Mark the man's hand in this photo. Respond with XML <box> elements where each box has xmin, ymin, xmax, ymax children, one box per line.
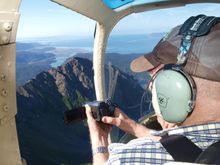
<box><xmin>85</xmin><ymin>104</ymin><xmax>111</xmax><ymax>145</ymax></box>
<box><xmin>102</xmin><ymin>108</ymin><xmax>153</xmax><ymax>138</ymax></box>
<box><xmin>85</xmin><ymin>104</ymin><xmax>111</xmax><ymax>165</ymax></box>
<box><xmin>101</xmin><ymin>108</ymin><xmax>136</xmax><ymax>134</ymax></box>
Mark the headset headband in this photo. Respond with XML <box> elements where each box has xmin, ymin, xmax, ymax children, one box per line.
<box><xmin>177</xmin><ymin>15</ymin><xmax>220</xmax><ymax>66</ymax></box>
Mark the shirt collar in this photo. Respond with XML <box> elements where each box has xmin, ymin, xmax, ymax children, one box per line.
<box><xmin>150</xmin><ymin>122</ymin><xmax>220</xmax><ymax>137</ymax></box>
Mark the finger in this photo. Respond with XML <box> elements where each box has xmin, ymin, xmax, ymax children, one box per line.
<box><xmin>85</xmin><ymin>104</ymin><xmax>94</xmax><ymax>121</ymax></box>
<box><xmin>102</xmin><ymin>116</ymin><xmax>121</xmax><ymax>127</ymax></box>
<box><xmin>114</xmin><ymin>108</ymin><xmax>128</xmax><ymax>118</ymax></box>
<box><xmin>114</xmin><ymin>108</ymin><xmax>121</xmax><ymax>116</ymax></box>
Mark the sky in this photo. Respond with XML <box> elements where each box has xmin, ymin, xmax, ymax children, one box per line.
<box><xmin>17</xmin><ymin>0</ymin><xmax>220</xmax><ymax>40</ymax></box>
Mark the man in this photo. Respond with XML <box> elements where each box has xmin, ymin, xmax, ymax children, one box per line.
<box><xmin>85</xmin><ymin>19</ymin><xmax>220</xmax><ymax>165</ymax></box>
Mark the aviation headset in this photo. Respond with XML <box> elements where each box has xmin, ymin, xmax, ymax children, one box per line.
<box><xmin>149</xmin><ymin>15</ymin><xmax>220</xmax><ymax>123</ymax></box>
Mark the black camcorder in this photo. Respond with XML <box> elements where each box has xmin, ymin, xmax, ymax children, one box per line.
<box><xmin>64</xmin><ymin>100</ymin><xmax>118</xmax><ymax>124</ymax></box>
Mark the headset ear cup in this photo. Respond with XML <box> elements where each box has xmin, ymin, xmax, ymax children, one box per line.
<box><xmin>151</xmin><ymin>69</ymin><xmax>194</xmax><ymax>123</ymax></box>
<box><xmin>152</xmin><ymin>81</ymin><xmax>162</xmax><ymax>117</ymax></box>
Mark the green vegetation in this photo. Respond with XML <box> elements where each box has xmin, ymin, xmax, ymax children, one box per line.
<box><xmin>62</xmin><ymin>96</ymin><xmax>74</xmax><ymax>110</ymax></box>
<box><xmin>63</xmin><ymin>90</ymin><xmax>89</xmax><ymax>110</ymax></box>
<box><xmin>73</xmin><ymin>90</ymin><xmax>89</xmax><ymax>107</ymax></box>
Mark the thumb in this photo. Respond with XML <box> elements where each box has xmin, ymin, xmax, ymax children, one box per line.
<box><xmin>85</xmin><ymin>104</ymin><xmax>94</xmax><ymax>121</ymax></box>
<box><xmin>102</xmin><ymin>116</ymin><xmax>120</xmax><ymax>127</ymax></box>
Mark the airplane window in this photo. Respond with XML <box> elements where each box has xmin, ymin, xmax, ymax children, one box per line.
<box><xmin>16</xmin><ymin>1</ymin><xmax>96</xmax><ymax>165</ymax></box>
<box><xmin>16</xmin><ymin>0</ymin><xmax>95</xmax><ymax>85</ymax></box>
<box><xmin>106</xmin><ymin>2</ymin><xmax>220</xmax><ymax>140</ymax></box>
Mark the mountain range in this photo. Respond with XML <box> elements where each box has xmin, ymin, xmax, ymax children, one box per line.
<box><xmin>16</xmin><ymin>57</ymin><xmax>146</xmax><ymax>165</ymax></box>
<box><xmin>16</xmin><ymin>32</ymin><xmax>163</xmax><ymax>86</ymax></box>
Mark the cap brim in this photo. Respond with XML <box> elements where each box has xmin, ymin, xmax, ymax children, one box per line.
<box><xmin>130</xmin><ymin>53</ymin><xmax>161</xmax><ymax>73</ymax></box>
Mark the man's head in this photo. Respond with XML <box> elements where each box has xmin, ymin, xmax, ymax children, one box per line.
<box><xmin>131</xmin><ymin>24</ymin><xmax>220</xmax><ymax>81</ymax></box>
<box><xmin>130</xmin><ymin>21</ymin><xmax>220</xmax><ymax>124</ymax></box>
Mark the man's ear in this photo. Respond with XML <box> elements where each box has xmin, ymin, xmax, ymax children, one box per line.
<box><xmin>157</xmin><ymin>116</ymin><xmax>178</xmax><ymax>129</ymax></box>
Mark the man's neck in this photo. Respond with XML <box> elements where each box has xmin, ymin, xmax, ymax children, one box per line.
<box><xmin>180</xmin><ymin>100</ymin><xmax>220</xmax><ymax>126</ymax></box>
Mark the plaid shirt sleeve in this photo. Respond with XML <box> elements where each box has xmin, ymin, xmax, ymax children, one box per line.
<box><xmin>107</xmin><ymin>137</ymin><xmax>174</xmax><ymax>165</ymax></box>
